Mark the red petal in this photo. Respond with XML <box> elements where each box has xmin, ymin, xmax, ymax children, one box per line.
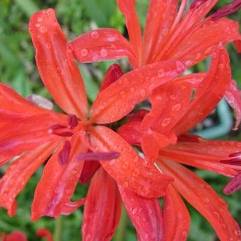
<box><xmin>154</xmin><ymin>0</ymin><xmax>218</xmax><ymax>61</ymax></box>
<box><xmin>158</xmin><ymin>160</ymin><xmax>241</xmax><ymax>241</ymax></box>
<box><xmin>90</xmin><ymin>126</ymin><xmax>172</xmax><ymax>198</ymax></box>
<box><xmin>234</xmin><ymin>40</ymin><xmax>241</xmax><ymax>52</ymax></box>
<box><xmin>82</xmin><ymin>168</ymin><xmax>121</xmax><ymax>241</ymax></box>
<box><xmin>100</xmin><ymin>64</ymin><xmax>124</xmax><ymax>91</ymax></box>
<box><xmin>36</xmin><ymin>229</ymin><xmax>54</xmax><ymax>241</ymax></box>
<box><xmin>119</xmin><ymin>186</ymin><xmax>163</xmax><ymax>241</ymax></box>
<box><xmin>3</xmin><ymin>231</ymin><xmax>27</xmax><ymax>241</ymax></box>
<box><xmin>170</xmin><ymin>18</ymin><xmax>241</xmax><ymax>66</ymax></box>
<box><xmin>174</xmin><ymin>48</ymin><xmax>231</xmax><ymax>134</ymax></box>
<box><xmin>29</xmin><ymin>9</ymin><xmax>87</xmax><ymax>119</ymax></box>
<box><xmin>163</xmin><ymin>187</ymin><xmax>190</xmax><ymax>241</ymax></box>
<box><xmin>69</xmin><ymin>28</ymin><xmax>136</xmax><ymax>66</ymax></box>
<box><xmin>143</xmin><ymin>0</ymin><xmax>178</xmax><ymax>64</ymax></box>
<box><xmin>91</xmin><ymin>60</ymin><xmax>185</xmax><ymax>124</ymax></box>
<box><xmin>31</xmin><ymin>134</ymin><xmax>86</xmax><ymax>220</ymax></box>
<box><xmin>116</xmin><ymin>0</ymin><xmax>142</xmax><ymax>66</ymax></box>
<box><xmin>225</xmin><ymin>80</ymin><xmax>241</xmax><ymax>130</ymax></box>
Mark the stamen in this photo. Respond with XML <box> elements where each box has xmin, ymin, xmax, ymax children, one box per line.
<box><xmin>58</xmin><ymin>141</ymin><xmax>71</xmax><ymax>165</ymax></box>
<box><xmin>221</xmin><ymin>152</ymin><xmax>241</xmax><ymax>166</ymax></box>
<box><xmin>223</xmin><ymin>171</ymin><xmax>241</xmax><ymax>194</ymax></box>
<box><xmin>77</xmin><ymin>151</ymin><xmax>120</xmax><ymax>161</ymax></box>
<box><xmin>50</xmin><ymin>124</ymin><xmax>74</xmax><ymax>137</ymax></box>
<box><xmin>68</xmin><ymin>114</ymin><xmax>78</xmax><ymax>129</ymax></box>
<box><xmin>211</xmin><ymin>0</ymin><xmax>241</xmax><ymax>20</ymax></box>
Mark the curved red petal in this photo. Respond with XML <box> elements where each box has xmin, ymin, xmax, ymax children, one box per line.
<box><xmin>143</xmin><ymin>0</ymin><xmax>178</xmax><ymax>64</ymax></box>
<box><xmin>116</xmin><ymin>0</ymin><xmax>142</xmax><ymax>65</ymax></box>
<box><xmin>31</xmin><ymin>134</ymin><xmax>87</xmax><ymax>220</ymax></box>
<box><xmin>29</xmin><ymin>9</ymin><xmax>87</xmax><ymax>119</ymax></box>
<box><xmin>174</xmin><ymin>48</ymin><xmax>231</xmax><ymax>134</ymax></box>
<box><xmin>119</xmin><ymin>186</ymin><xmax>163</xmax><ymax>241</ymax></box>
<box><xmin>0</xmin><ymin>143</ymin><xmax>56</xmax><ymax>216</ymax></box>
<box><xmin>159</xmin><ymin>160</ymin><xmax>241</xmax><ymax>241</ymax></box>
<box><xmin>89</xmin><ymin>126</ymin><xmax>172</xmax><ymax>198</ymax></box>
<box><xmin>225</xmin><ymin>80</ymin><xmax>241</xmax><ymax>130</ymax></box>
<box><xmin>82</xmin><ymin>168</ymin><xmax>121</xmax><ymax>241</ymax></box>
<box><xmin>36</xmin><ymin>229</ymin><xmax>54</xmax><ymax>241</ymax></box>
<box><xmin>171</xmin><ymin>18</ymin><xmax>241</xmax><ymax>66</ymax></box>
<box><xmin>91</xmin><ymin>60</ymin><xmax>185</xmax><ymax>124</ymax></box>
<box><xmin>70</xmin><ymin>29</ymin><xmax>136</xmax><ymax>66</ymax></box>
<box><xmin>163</xmin><ymin>186</ymin><xmax>190</xmax><ymax>241</ymax></box>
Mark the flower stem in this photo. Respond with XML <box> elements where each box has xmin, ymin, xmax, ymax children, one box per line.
<box><xmin>54</xmin><ymin>217</ymin><xmax>62</xmax><ymax>241</ymax></box>
<box><xmin>114</xmin><ymin>208</ymin><xmax>128</xmax><ymax>241</ymax></box>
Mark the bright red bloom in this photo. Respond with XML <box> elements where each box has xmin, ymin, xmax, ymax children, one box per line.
<box><xmin>70</xmin><ymin>0</ymin><xmax>241</xmax><ymax>68</ymax></box>
<box><xmin>1</xmin><ymin>229</ymin><xmax>53</xmax><ymax>241</ymax></box>
<box><xmin>0</xmin><ymin>7</ymin><xmax>241</xmax><ymax>241</ymax></box>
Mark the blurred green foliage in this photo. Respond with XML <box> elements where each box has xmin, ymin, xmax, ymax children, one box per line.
<box><xmin>0</xmin><ymin>0</ymin><xmax>240</xmax><ymax>241</ymax></box>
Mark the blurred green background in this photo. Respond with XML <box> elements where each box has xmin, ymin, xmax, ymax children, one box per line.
<box><xmin>0</xmin><ymin>0</ymin><xmax>240</xmax><ymax>240</ymax></box>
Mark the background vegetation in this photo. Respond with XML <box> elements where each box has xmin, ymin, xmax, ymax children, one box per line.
<box><xmin>0</xmin><ymin>0</ymin><xmax>240</xmax><ymax>240</ymax></box>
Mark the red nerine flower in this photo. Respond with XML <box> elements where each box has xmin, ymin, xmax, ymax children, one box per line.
<box><xmin>1</xmin><ymin>229</ymin><xmax>53</xmax><ymax>241</ymax></box>
<box><xmin>70</xmin><ymin>0</ymin><xmax>241</xmax><ymax>129</ymax></box>
<box><xmin>0</xmin><ymin>7</ymin><xmax>241</xmax><ymax>241</ymax></box>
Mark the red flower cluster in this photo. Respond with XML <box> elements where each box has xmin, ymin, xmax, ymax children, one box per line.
<box><xmin>0</xmin><ymin>1</ymin><xmax>241</xmax><ymax>241</ymax></box>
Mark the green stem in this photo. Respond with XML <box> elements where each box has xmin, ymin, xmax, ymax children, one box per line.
<box><xmin>114</xmin><ymin>208</ymin><xmax>128</xmax><ymax>241</ymax></box>
<box><xmin>54</xmin><ymin>217</ymin><xmax>62</xmax><ymax>241</ymax></box>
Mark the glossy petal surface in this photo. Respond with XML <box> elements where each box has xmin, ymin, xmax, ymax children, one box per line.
<box><xmin>82</xmin><ymin>168</ymin><xmax>121</xmax><ymax>241</ymax></box>
<box><xmin>159</xmin><ymin>160</ymin><xmax>241</xmax><ymax>241</ymax></box>
<box><xmin>32</xmin><ymin>134</ymin><xmax>86</xmax><ymax>220</ymax></box>
<box><xmin>70</xmin><ymin>29</ymin><xmax>135</xmax><ymax>66</ymax></box>
<box><xmin>90</xmin><ymin>126</ymin><xmax>172</xmax><ymax>198</ymax></box>
<box><xmin>29</xmin><ymin>9</ymin><xmax>87</xmax><ymax>118</ymax></box>
<box><xmin>163</xmin><ymin>187</ymin><xmax>190</xmax><ymax>241</ymax></box>
<box><xmin>91</xmin><ymin>60</ymin><xmax>185</xmax><ymax>124</ymax></box>
<box><xmin>119</xmin><ymin>186</ymin><xmax>163</xmax><ymax>241</ymax></box>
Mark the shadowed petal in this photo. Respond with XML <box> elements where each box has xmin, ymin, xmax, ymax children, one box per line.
<box><xmin>91</xmin><ymin>60</ymin><xmax>185</xmax><ymax>124</ymax></box>
<box><xmin>0</xmin><ymin>142</ymin><xmax>56</xmax><ymax>216</ymax></box>
<box><xmin>224</xmin><ymin>172</ymin><xmax>241</xmax><ymax>195</ymax></box>
<box><xmin>70</xmin><ymin>29</ymin><xmax>136</xmax><ymax>67</ymax></box>
<box><xmin>82</xmin><ymin>168</ymin><xmax>121</xmax><ymax>241</ymax></box>
<box><xmin>119</xmin><ymin>186</ymin><xmax>163</xmax><ymax>241</ymax></box>
<box><xmin>90</xmin><ymin>126</ymin><xmax>172</xmax><ymax>198</ymax></box>
<box><xmin>29</xmin><ymin>9</ymin><xmax>87</xmax><ymax>119</ymax></box>
<box><xmin>163</xmin><ymin>187</ymin><xmax>190</xmax><ymax>241</ymax></box>
<box><xmin>31</xmin><ymin>134</ymin><xmax>87</xmax><ymax>220</ymax></box>
<box><xmin>79</xmin><ymin>161</ymin><xmax>100</xmax><ymax>183</ymax></box>
<box><xmin>159</xmin><ymin>160</ymin><xmax>241</xmax><ymax>241</ymax></box>
<box><xmin>225</xmin><ymin>80</ymin><xmax>241</xmax><ymax>130</ymax></box>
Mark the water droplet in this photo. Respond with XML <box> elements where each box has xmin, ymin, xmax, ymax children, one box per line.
<box><xmin>100</xmin><ymin>48</ymin><xmax>108</xmax><ymax>57</ymax></box>
<box><xmin>37</xmin><ymin>17</ymin><xmax>43</xmax><ymax>22</ymax></box>
<box><xmin>39</xmin><ymin>26</ymin><xmax>47</xmax><ymax>33</ymax></box>
<box><xmin>170</xmin><ymin>94</ymin><xmax>176</xmax><ymax>100</ymax></box>
<box><xmin>80</xmin><ymin>48</ymin><xmax>88</xmax><ymax>57</ymax></box>
<box><xmin>90</xmin><ymin>31</ymin><xmax>99</xmax><ymax>39</ymax></box>
<box><xmin>172</xmin><ymin>104</ymin><xmax>181</xmax><ymax>111</ymax></box>
<box><xmin>161</xmin><ymin>118</ymin><xmax>171</xmax><ymax>127</ymax></box>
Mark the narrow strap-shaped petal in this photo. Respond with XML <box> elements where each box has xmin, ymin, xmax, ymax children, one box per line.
<box><xmin>116</xmin><ymin>0</ymin><xmax>142</xmax><ymax>65</ymax></box>
<box><xmin>170</xmin><ymin>18</ymin><xmax>241</xmax><ymax>66</ymax></box>
<box><xmin>143</xmin><ymin>0</ymin><xmax>178</xmax><ymax>64</ymax></box>
<box><xmin>225</xmin><ymin>80</ymin><xmax>241</xmax><ymax>130</ymax></box>
<box><xmin>0</xmin><ymin>114</ymin><xmax>62</xmax><ymax>164</ymax></box>
<box><xmin>0</xmin><ymin>142</ymin><xmax>56</xmax><ymax>216</ymax></box>
<box><xmin>29</xmin><ymin>9</ymin><xmax>87</xmax><ymax>119</ymax></box>
<box><xmin>89</xmin><ymin>126</ymin><xmax>172</xmax><ymax>198</ymax></box>
<box><xmin>119</xmin><ymin>186</ymin><xmax>163</xmax><ymax>241</ymax></box>
<box><xmin>91</xmin><ymin>60</ymin><xmax>185</xmax><ymax>124</ymax></box>
<box><xmin>163</xmin><ymin>186</ymin><xmax>190</xmax><ymax>241</ymax></box>
<box><xmin>31</xmin><ymin>134</ymin><xmax>87</xmax><ymax>220</ymax></box>
<box><xmin>158</xmin><ymin>160</ymin><xmax>241</xmax><ymax>241</ymax></box>
<box><xmin>69</xmin><ymin>29</ymin><xmax>137</xmax><ymax>67</ymax></box>
<box><xmin>82</xmin><ymin>168</ymin><xmax>121</xmax><ymax>241</ymax></box>
<box><xmin>174</xmin><ymin>48</ymin><xmax>231</xmax><ymax>134</ymax></box>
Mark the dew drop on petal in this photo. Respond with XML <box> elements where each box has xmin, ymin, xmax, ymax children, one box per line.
<box><xmin>161</xmin><ymin>118</ymin><xmax>171</xmax><ymax>127</ymax></box>
<box><xmin>90</xmin><ymin>31</ymin><xmax>99</xmax><ymax>39</ymax></box>
<box><xmin>80</xmin><ymin>48</ymin><xmax>89</xmax><ymax>57</ymax></box>
<box><xmin>100</xmin><ymin>48</ymin><xmax>108</xmax><ymax>57</ymax></box>
<box><xmin>172</xmin><ymin>104</ymin><xmax>181</xmax><ymax>111</ymax></box>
